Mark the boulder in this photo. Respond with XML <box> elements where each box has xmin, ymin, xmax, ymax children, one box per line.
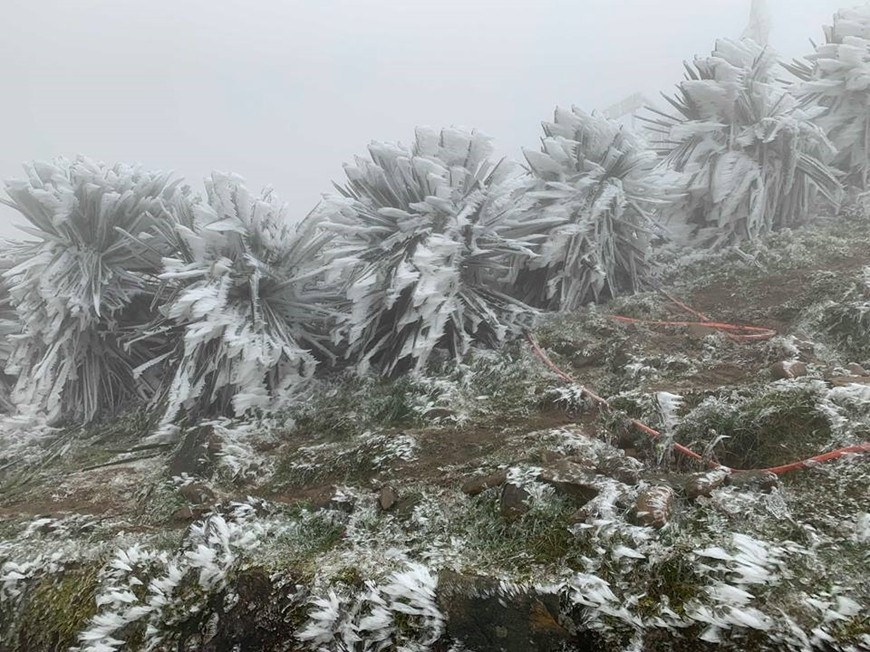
<box><xmin>179</xmin><ymin>483</ymin><xmax>216</xmax><ymax>506</ymax></box>
<box><xmin>596</xmin><ymin>454</ymin><xmax>642</xmax><ymax>485</ymax></box>
<box><xmin>770</xmin><ymin>360</ymin><xmax>807</xmax><ymax>380</ymax></box>
<box><xmin>171</xmin><ymin>506</ymin><xmax>207</xmax><ymax>523</ymax></box>
<box><xmin>461</xmin><ymin>470</ymin><xmax>508</xmax><ymax>496</ymax></box>
<box><xmin>632</xmin><ymin>486</ymin><xmax>675</xmax><ymax>529</ymax></box>
<box><xmin>378</xmin><ymin>485</ymin><xmax>398</xmax><ymax>511</ymax></box>
<box><xmin>684</xmin><ymin>468</ymin><xmax>730</xmax><ymax>500</ymax></box>
<box><xmin>311</xmin><ymin>486</ymin><xmax>355</xmax><ymax>514</ymax></box>
<box><xmin>538</xmin><ymin>461</ymin><xmax>599</xmax><ymax>504</ymax></box>
<box><xmin>436</xmin><ymin>571</ymin><xmax>576</xmax><ymax>652</ymax></box>
<box><xmin>500</xmin><ymin>483</ymin><xmax>532</xmax><ymax>522</ymax></box>
<box><xmin>728</xmin><ymin>470</ymin><xmax>778</xmax><ymax>492</ymax></box>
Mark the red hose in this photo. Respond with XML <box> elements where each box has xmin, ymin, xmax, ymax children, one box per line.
<box><xmin>609</xmin><ymin>290</ymin><xmax>777</xmax><ymax>342</ymax></box>
<box><xmin>527</xmin><ymin>302</ymin><xmax>870</xmax><ymax>475</ymax></box>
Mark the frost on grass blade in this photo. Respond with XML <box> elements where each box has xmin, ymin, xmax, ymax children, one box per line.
<box><xmin>0</xmin><ymin>252</ymin><xmax>18</xmax><ymax>414</ymax></box>
<box><xmin>297</xmin><ymin>562</ymin><xmax>444</xmax><ymax>650</ymax></box>
<box><xmin>76</xmin><ymin>508</ymin><xmax>266</xmax><ymax>652</ymax></box>
<box><xmin>316</xmin><ymin>127</ymin><xmax>537</xmax><ymax>376</ymax></box>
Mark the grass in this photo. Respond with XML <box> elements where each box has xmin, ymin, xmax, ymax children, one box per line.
<box><xmin>820</xmin><ymin>298</ymin><xmax>870</xmax><ymax>363</ymax></box>
<box><xmin>268</xmin><ymin>507</ymin><xmax>347</xmax><ymax>568</ymax></box>
<box><xmin>287</xmin><ymin>375</ymin><xmax>427</xmax><ymax>441</ymax></box>
<box><xmin>2</xmin><ymin>563</ymin><xmax>101</xmax><ymax>652</ymax></box>
<box><xmin>674</xmin><ymin>384</ymin><xmax>832</xmax><ymax>469</ymax></box>
<box><xmin>442</xmin><ymin>491</ymin><xmax>589</xmax><ymax>575</ymax></box>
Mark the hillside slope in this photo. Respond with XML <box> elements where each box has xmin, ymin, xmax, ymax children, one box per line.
<box><xmin>1</xmin><ymin>211</ymin><xmax>869</xmax><ymax>651</ymax></box>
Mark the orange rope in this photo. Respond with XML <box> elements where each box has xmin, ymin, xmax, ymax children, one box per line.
<box><xmin>527</xmin><ymin>332</ymin><xmax>717</xmax><ymax>468</ymax></box>
<box><xmin>527</xmin><ymin>293</ymin><xmax>870</xmax><ymax>475</ymax></box>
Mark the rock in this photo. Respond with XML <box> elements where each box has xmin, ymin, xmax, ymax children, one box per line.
<box><xmin>436</xmin><ymin>571</ymin><xmax>576</xmax><ymax>652</ymax></box>
<box><xmin>684</xmin><ymin>468</ymin><xmax>730</xmax><ymax>500</ymax></box>
<box><xmin>596</xmin><ymin>454</ymin><xmax>642</xmax><ymax>485</ymax></box>
<box><xmin>563</xmin><ymin>455</ymin><xmax>598</xmax><ymax>470</ymax></box>
<box><xmin>201</xmin><ymin>567</ymin><xmax>302</xmax><ymax>652</ymax></box>
<box><xmin>538</xmin><ymin>449</ymin><xmax>564</xmax><ymax>465</ymax></box>
<box><xmin>171</xmin><ymin>506</ymin><xmax>207</xmax><ymax>523</ymax></box>
<box><xmin>378</xmin><ymin>485</ymin><xmax>398</xmax><ymax>511</ymax></box>
<box><xmin>728</xmin><ymin>470</ymin><xmax>779</xmax><ymax>492</ymax></box>
<box><xmin>422</xmin><ymin>406</ymin><xmax>455</xmax><ymax>420</ymax></box>
<box><xmin>770</xmin><ymin>360</ymin><xmax>808</xmax><ymax>380</ymax></box>
<box><xmin>500</xmin><ymin>483</ymin><xmax>532</xmax><ymax>521</ymax></box>
<box><xmin>179</xmin><ymin>483</ymin><xmax>216</xmax><ymax>505</ymax></box>
<box><xmin>632</xmin><ymin>486</ymin><xmax>675</xmax><ymax>529</ymax></box>
<box><xmin>846</xmin><ymin>362</ymin><xmax>867</xmax><ymax>376</ymax></box>
<box><xmin>538</xmin><ymin>461</ymin><xmax>599</xmax><ymax>504</ymax></box>
<box><xmin>311</xmin><ymin>486</ymin><xmax>355</xmax><ymax>514</ymax></box>
<box><xmin>461</xmin><ymin>470</ymin><xmax>508</xmax><ymax>496</ymax></box>
<box><xmin>567</xmin><ymin>506</ymin><xmax>592</xmax><ymax>524</ymax></box>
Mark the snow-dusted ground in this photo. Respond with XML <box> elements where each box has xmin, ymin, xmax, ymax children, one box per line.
<box><xmin>2</xmin><ymin>215</ymin><xmax>870</xmax><ymax>651</ymax></box>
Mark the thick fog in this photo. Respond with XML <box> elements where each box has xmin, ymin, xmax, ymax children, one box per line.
<box><xmin>0</xmin><ymin>0</ymin><xmax>849</xmax><ymax>239</ymax></box>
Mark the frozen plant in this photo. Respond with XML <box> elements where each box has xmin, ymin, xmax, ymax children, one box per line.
<box><xmin>144</xmin><ymin>172</ymin><xmax>338</xmax><ymax>422</ymax></box>
<box><xmin>1</xmin><ymin>157</ymin><xmax>187</xmax><ymax>424</ymax></box>
<box><xmin>297</xmin><ymin>562</ymin><xmax>444</xmax><ymax>651</ymax></box>
<box><xmin>512</xmin><ymin>107</ymin><xmax>672</xmax><ymax>310</ymax></box>
<box><xmin>205</xmin><ymin>417</ymin><xmax>280</xmax><ymax>481</ymax></box>
<box><xmin>645</xmin><ymin>38</ymin><xmax>841</xmax><ymax>249</ymax></box>
<box><xmin>0</xmin><ymin>253</ymin><xmax>17</xmax><ymax>413</ymax></box>
<box><xmin>316</xmin><ymin>127</ymin><xmax>537</xmax><ymax>376</ymax></box>
<box><xmin>790</xmin><ymin>7</ymin><xmax>870</xmax><ymax>188</ymax></box>
<box><xmin>77</xmin><ymin>509</ymin><xmax>267</xmax><ymax>651</ymax></box>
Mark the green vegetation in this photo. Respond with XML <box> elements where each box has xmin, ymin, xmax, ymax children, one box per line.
<box><xmin>2</xmin><ymin>563</ymin><xmax>101</xmax><ymax>652</ymax></box>
<box><xmin>674</xmin><ymin>384</ymin><xmax>832</xmax><ymax>469</ymax></box>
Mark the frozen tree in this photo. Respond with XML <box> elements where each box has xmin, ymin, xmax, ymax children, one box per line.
<box><xmin>790</xmin><ymin>7</ymin><xmax>870</xmax><ymax>188</ymax></box>
<box><xmin>510</xmin><ymin>107</ymin><xmax>670</xmax><ymax>311</ymax></box>
<box><xmin>146</xmin><ymin>172</ymin><xmax>336</xmax><ymax>422</ymax></box>
<box><xmin>645</xmin><ymin>39</ymin><xmax>842</xmax><ymax>249</ymax></box>
<box><xmin>0</xmin><ymin>158</ymin><xmax>186</xmax><ymax>424</ymax></box>
<box><xmin>317</xmin><ymin>127</ymin><xmax>537</xmax><ymax>376</ymax></box>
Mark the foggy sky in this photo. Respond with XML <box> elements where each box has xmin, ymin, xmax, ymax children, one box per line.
<box><xmin>0</xmin><ymin>0</ymin><xmax>854</xmax><ymax>240</ymax></box>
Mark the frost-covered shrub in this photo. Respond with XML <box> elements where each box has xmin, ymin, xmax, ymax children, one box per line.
<box><xmin>297</xmin><ymin>563</ymin><xmax>444</xmax><ymax>651</ymax></box>
<box><xmin>646</xmin><ymin>38</ymin><xmax>841</xmax><ymax>249</ymax></box>
<box><xmin>147</xmin><ymin>172</ymin><xmax>337</xmax><ymax>422</ymax></box>
<box><xmin>0</xmin><ymin>254</ymin><xmax>18</xmax><ymax>413</ymax></box>
<box><xmin>317</xmin><ymin>127</ymin><xmax>536</xmax><ymax>376</ymax></box>
<box><xmin>817</xmin><ymin>267</ymin><xmax>870</xmax><ymax>360</ymax></box>
<box><xmin>78</xmin><ymin>507</ymin><xmax>266</xmax><ymax>652</ymax></box>
<box><xmin>0</xmin><ymin>157</ymin><xmax>187</xmax><ymax>424</ymax></box>
<box><xmin>512</xmin><ymin>107</ymin><xmax>670</xmax><ymax>310</ymax></box>
<box><xmin>791</xmin><ymin>7</ymin><xmax>870</xmax><ymax>188</ymax></box>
